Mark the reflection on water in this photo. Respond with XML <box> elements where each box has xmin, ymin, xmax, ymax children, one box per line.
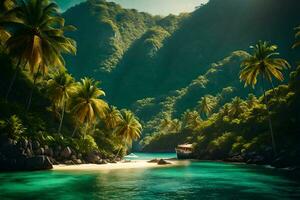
<box><xmin>0</xmin><ymin>158</ymin><xmax>300</xmax><ymax>199</ymax></box>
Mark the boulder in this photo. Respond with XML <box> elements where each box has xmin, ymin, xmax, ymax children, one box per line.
<box><xmin>64</xmin><ymin>160</ymin><xmax>75</xmax><ymax>165</ymax></box>
<box><xmin>36</xmin><ymin>147</ymin><xmax>45</xmax><ymax>155</ymax></box>
<box><xmin>32</xmin><ymin>141</ymin><xmax>40</xmax><ymax>150</ymax></box>
<box><xmin>225</xmin><ymin>155</ymin><xmax>244</xmax><ymax>163</ymax></box>
<box><xmin>25</xmin><ymin>156</ymin><xmax>53</xmax><ymax>170</ymax></box>
<box><xmin>61</xmin><ymin>147</ymin><xmax>72</xmax><ymax>159</ymax></box>
<box><xmin>71</xmin><ymin>155</ymin><xmax>77</xmax><ymax>160</ymax></box>
<box><xmin>86</xmin><ymin>152</ymin><xmax>101</xmax><ymax>163</ymax></box>
<box><xmin>157</xmin><ymin>159</ymin><xmax>171</xmax><ymax>165</ymax></box>
<box><xmin>17</xmin><ymin>138</ymin><xmax>28</xmax><ymax>149</ymax></box>
<box><xmin>148</xmin><ymin>159</ymin><xmax>159</xmax><ymax>163</ymax></box>
<box><xmin>44</xmin><ymin>146</ymin><xmax>53</xmax><ymax>157</ymax></box>
<box><xmin>73</xmin><ymin>159</ymin><xmax>82</xmax><ymax>164</ymax></box>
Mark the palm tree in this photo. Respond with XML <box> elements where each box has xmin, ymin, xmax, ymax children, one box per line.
<box><xmin>198</xmin><ymin>96</ymin><xmax>214</xmax><ymax>118</ymax></box>
<box><xmin>293</xmin><ymin>26</ymin><xmax>300</xmax><ymax>49</ymax></box>
<box><xmin>47</xmin><ymin>71</ymin><xmax>75</xmax><ymax>134</ymax></box>
<box><xmin>70</xmin><ymin>77</ymin><xmax>108</xmax><ymax>136</ymax></box>
<box><xmin>159</xmin><ymin>118</ymin><xmax>173</xmax><ymax>133</ymax></box>
<box><xmin>3</xmin><ymin>0</ymin><xmax>76</xmax><ymax>106</ymax></box>
<box><xmin>181</xmin><ymin>109</ymin><xmax>202</xmax><ymax>130</ymax></box>
<box><xmin>239</xmin><ymin>41</ymin><xmax>290</xmax><ymax>155</ymax></box>
<box><xmin>113</xmin><ymin>110</ymin><xmax>142</xmax><ymax>156</ymax></box>
<box><xmin>229</xmin><ymin>97</ymin><xmax>247</xmax><ymax>118</ymax></box>
<box><xmin>246</xmin><ymin>93</ymin><xmax>259</xmax><ymax>109</ymax></box>
<box><xmin>104</xmin><ymin>106</ymin><xmax>122</xmax><ymax>130</ymax></box>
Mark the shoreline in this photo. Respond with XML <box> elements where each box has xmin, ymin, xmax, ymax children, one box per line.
<box><xmin>53</xmin><ymin>160</ymin><xmax>190</xmax><ymax>171</ymax></box>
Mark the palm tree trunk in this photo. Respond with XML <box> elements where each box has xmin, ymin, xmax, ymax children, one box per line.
<box><xmin>26</xmin><ymin>65</ymin><xmax>41</xmax><ymax>111</ymax></box>
<box><xmin>261</xmin><ymin>76</ymin><xmax>277</xmax><ymax>156</ymax></box>
<box><xmin>114</xmin><ymin>147</ymin><xmax>122</xmax><ymax>160</ymax></box>
<box><xmin>58</xmin><ymin>100</ymin><xmax>66</xmax><ymax>134</ymax></box>
<box><xmin>270</xmin><ymin>80</ymin><xmax>280</xmax><ymax>102</ymax></box>
<box><xmin>72</xmin><ymin>125</ymin><xmax>78</xmax><ymax>137</ymax></box>
<box><xmin>5</xmin><ymin>57</ymin><xmax>22</xmax><ymax>101</ymax></box>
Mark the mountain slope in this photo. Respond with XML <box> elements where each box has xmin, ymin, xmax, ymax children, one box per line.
<box><xmin>64</xmin><ymin>0</ymin><xmax>300</xmax><ymax>109</ymax></box>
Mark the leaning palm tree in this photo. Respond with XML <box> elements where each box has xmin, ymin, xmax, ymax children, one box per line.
<box><xmin>70</xmin><ymin>77</ymin><xmax>108</xmax><ymax>136</ymax></box>
<box><xmin>47</xmin><ymin>71</ymin><xmax>76</xmax><ymax>134</ymax></box>
<box><xmin>239</xmin><ymin>41</ymin><xmax>290</xmax><ymax>155</ymax></box>
<box><xmin>292</xmin><ymin>26</ymin><xmax>300</xmax><ymax>49</ymax></box>
<box><xmin>3</xmin><ymin>0</ymin><xmax>76</xmax><ymax>106</ymax></box>
<box><xmin>104</xmin><ymin>105</ymin><xmax>122</xmax><ymax>130</ymax></box>
<box><xmin>198</xmin><ymin>96</ymin><xmax>214</xmax><ymax>118</ymax></box>
<box><xmin>113</xmin><ymin>110</ymin><xmax>142</xmax><ymax>146</ymax></box>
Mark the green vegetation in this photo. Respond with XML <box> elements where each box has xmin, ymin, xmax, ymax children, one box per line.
<box><xmin>0</xmin><ymin>0</ymin><xmax>142</xmax><ymax>165</ymax></box>
<box><xmin>0</xmin><ymin>0</ymin><xmax>300</xmax><ymax>169</ymax></box>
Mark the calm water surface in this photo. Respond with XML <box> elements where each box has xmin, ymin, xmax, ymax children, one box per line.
<box><xmin>0</xmin><ymin>153</ymin><xmax>300</xmax><ymax>200</ymax></box>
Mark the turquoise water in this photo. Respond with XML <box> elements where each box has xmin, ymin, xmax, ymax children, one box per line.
<box><xmin>125</xmin><ymin>152</ymin><xmax>177</xmax><ymax>160</ymax></box>
<box><xmin>0</xmin><ymin>153</ymin><xmax>300</xmax><ymax>200</ymax></box>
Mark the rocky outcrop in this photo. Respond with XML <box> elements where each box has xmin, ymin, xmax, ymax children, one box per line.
<box><xmin>61</xmin><ymin>147</ymin><xmax>72</xmax><ymax>159</ymax></box>
<box><xmin>157</xmin><ymin>159</ymin><xmax>171</xmax><ymax>165</ymax></box>
<box><xmin>0</xmin><ymin>138</ymin><xmax>53</xmax><ymax>171</ymax></box>
<box><xmin>25</xmin><ymin>156</ymin><xmax>53</xmax><ymax>170</ymax></box>
<box><xmin>85</xmin><ymin>151</ymin><xmax>101</xmax><ymax>163</ymax></box>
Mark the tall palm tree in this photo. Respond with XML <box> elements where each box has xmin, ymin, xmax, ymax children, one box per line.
<box><xmin>47</xmin><ymin>71</ymin><xmax>75</xmax><ymax>134</ymax></box>
<box><xmin>2</xmin><ymin>0</ymin><xmax>76</xmax><ymax>106</ymax></box>
<box><xmin>113</xmin><ymin>110</ymin><xmax>142</xmax><ymax>146</ymax></box>
<box><xmin>292</xmin><ymin>26</ymin><xmax>300</xmax><ymax>49</ymax></box>
<box><xmin>239</xmin><ymin>41</ymin><xmax>290</xmax><ymax>155</ymax></box>
<box><xmin>229</xmin><ymin>97</ymin><xmax>247</xmax><ymax>118</ymax></box>
<box><xmin>198</xmin><ymin>96</ymin><xmax>214</xmax><ymax>118</ymax></box>
<box><xmin>70</xmin><ymin>77</ymin><xmax>108</xmax><ymax>136</ymax></box>
<box><xmin>104</xmin><ymin>105</ymin><xmax>122</xmax><ymax>130</ymax></box>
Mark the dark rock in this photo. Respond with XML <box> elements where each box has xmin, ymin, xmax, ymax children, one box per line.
<box><xmin>54</xmin><ymin>146</ymin><xmax>62</xmax><ymax>157</ymax></box>
<box><xmin>86</xmin><ymin>152</ymin><xmax>100</xmax><ymax>163</ymax></box>
<box><xmin>61</xmin><ymin>147</ymin><xmax>72</xmax><ymax>159</ymax></box>
<box><xmin>17</xmin><ymin>138</ymin><xmax>28</xmax><ymax>149</ymax></box>
<box><xmin>36</xmin><ymin>147</ymin><xmax>45</xmax><ymax>155</ymax></box>
<box><xmin>44</xmin><ymin>146</ymin><xmax>53</xmax><ymax>157</ymax></box>
<box><xmin>32</xmin><ymin>141</ymin><xmax>40</xmax><ymax>150</ymax></box>
<box><xmin>148</xmin><ymin>159</ymin><xmax>159</xmax><ymax>163</ymax></box>
<box><xmin>26</xmin><ymin>148</ymin><xmax>33</xmax><ymax>157</ymax></box>
<box><xmin>25</xmin><ymin>156</ymin><xmax>53</xmax><ymax>170</ymax></box>
<box><xmin>157</xmin><ymin>159</ymin><xmax>171</xmax><ymax>165</ymax></box>
<box><xmin>71</xmin><ymin>155</ymin><xmax>77</xmax><ymax>160</ymax></box>
<box><xmin>225</xmin><ymin>155</ymin><xmax>244</xmax><ymax>163</ymax></box>
<box><xmin>73</xmin><ymin>159</ymin><xmax>82</xmax><ymax>164</ymax></box>
<box><xmin>64</xmin><ymin>160</ymin><xmax>75</xmax><ymax>165</ymax></box>
<box><xmin>77</xmin><ymin>153</ymin><xmax>82</xmax><ymax>159</ymax></box>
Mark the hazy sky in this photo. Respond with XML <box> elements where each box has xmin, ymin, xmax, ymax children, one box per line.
<box><xmin>56</xmin><ymin>0</ymin><xmax>209</xmax><ymax>15</ymax></box>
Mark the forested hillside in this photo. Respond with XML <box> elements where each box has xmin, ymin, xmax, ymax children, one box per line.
<box><xmin>64</xmin><ymin>0</ymin><xmax>300</xmax><ymax>109</ymax></box>
<box><xmin>63</xmin><ymin>0</ymin><xmax>300</xmax><ymax>149</ymax></box>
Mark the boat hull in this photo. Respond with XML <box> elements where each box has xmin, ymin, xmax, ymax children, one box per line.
<box><xmin>176</xmin><ymin>150</ymin><xmax>194</xmax><ymax>160</ymax></box>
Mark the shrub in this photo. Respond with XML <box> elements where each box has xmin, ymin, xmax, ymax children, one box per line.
<box><xmin>0</xmin><ymin>115</ymin><xmax>26</xmax><ymax>141</ymax></box>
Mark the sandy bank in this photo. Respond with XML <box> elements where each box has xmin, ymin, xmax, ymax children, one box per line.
<box><xmin>53</xmin><ymin>160</ymin><xmax>189</xmax><ymax>171</ymax></box>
